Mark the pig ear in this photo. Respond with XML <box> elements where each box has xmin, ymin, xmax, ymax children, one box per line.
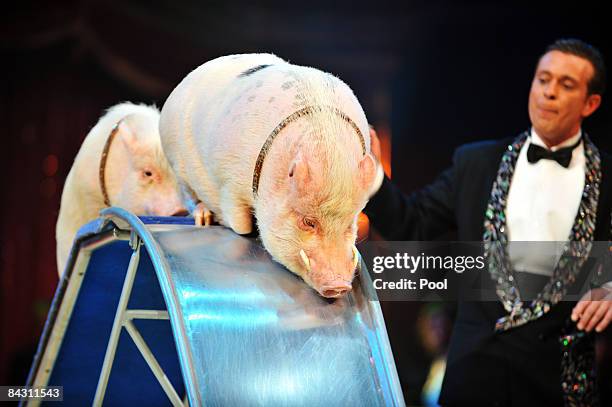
<box><xmin>115</xmin><ymin>118</ymin><xmax>139</xmax><ymax>153</ymax></box>
<box><xmin>358</xmin><ymin>153</ymin><xmax>376</xmax><ymax>190</ymax></box>
<box><xmin>288</xmin><ymin>151</ymin><xmax>311</xmax><ymax>195</ymax></box>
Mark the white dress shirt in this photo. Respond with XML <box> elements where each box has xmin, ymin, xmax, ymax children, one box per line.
<box><xmin>506</xmin><ymin>129</ymin><xmax>584</xmax><ymax>275</ymax></box>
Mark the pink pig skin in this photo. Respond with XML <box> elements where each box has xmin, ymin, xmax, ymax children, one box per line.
<box><xmin>56</xmin><ymin>103</ymin><xmax>185</xmax><ymax>276</ymax></box>
<box><xmin>160</xmin><ymin>54</ymin><xmax>377</xmax><ymax>298</ymax></box>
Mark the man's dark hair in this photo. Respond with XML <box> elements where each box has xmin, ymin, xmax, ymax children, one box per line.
<box><xmin>544</xmin><ymin>38</ymin><xmax>606</xmax><ymax>96</ymax></box>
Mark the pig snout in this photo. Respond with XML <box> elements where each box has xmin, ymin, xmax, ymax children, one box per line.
<box><xmin>299</xmin><ymin>246</ymin><xmax>360</xmax><ymax>298</ymax></box>
<box><xmin>319</xmin><ymin>281</ymin><xmax>353</xmax><ymax>298</ymax></box>
<box><xmin>144</xmin><ymin>202</ymin><xmax>186</xmax><ymax>217</ymax></box>
<box><xmin>142</xmin><ymin>188</ymin><xmax>186</xmax><ymax>217</ymax></box>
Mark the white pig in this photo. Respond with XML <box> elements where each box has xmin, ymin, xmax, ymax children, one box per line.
<box><xmin>56</xmin><ymin>102</ymin><xmax>185</xmax><ymax>276</ymax></box>
<box><xmin>160</xmin><ymin>54</ymin><xmax>377</xmax><ymax>298</ymax></box>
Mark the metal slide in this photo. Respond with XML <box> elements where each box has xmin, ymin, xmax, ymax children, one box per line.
<box><xmin>26</xmin><ymin>207</ymin><xmax>405</xmax><ymax>406</ymax></box>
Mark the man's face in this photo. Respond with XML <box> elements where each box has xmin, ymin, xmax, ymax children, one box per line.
<box><xmin>528</xmin><ymin>50</ymin><xmax>601</xmax><ymax>146</ymax></box>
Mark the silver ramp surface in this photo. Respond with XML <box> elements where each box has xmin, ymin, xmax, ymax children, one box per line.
<box><xmin>151</xmin><ymin>224</ymin><xmax>404</xmax><ymax>406</ymax></box>
<box><xmin>29</xmin><ymin>207</ymin><xmax>404</xmax><ymax>406</ymax></box>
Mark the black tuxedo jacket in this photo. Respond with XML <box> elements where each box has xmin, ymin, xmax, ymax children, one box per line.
<box><xmin>364</xmin><ymin>137</ymin><xmax>612</xmax><ymax>406</ymax></box>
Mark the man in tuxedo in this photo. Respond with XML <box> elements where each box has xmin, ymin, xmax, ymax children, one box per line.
<box><xmin>365</xmin><ymin>38</ymin><xmax>612</xmax><ymax>406</ymax></box>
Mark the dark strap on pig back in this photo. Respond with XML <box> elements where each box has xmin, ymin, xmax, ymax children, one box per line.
<box><xmin>99</xmin><ymin>122</ymin><xmax>121</xmax><ymax>207</ymax></box>
<box><xmin>252</xmin><ymin>105</ymin><xmax>367</xmax><ymax>199</ymax></box>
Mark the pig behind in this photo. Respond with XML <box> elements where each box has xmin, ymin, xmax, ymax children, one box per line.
<box><xmin>160</xmin><ymin>54</ymin><xmax>377</xmax><ymax>297</ymax></box>
<box><xmin>55</xmin><ymin>102</ymin><xmax>185</xmax><ymax>276</ymax></box>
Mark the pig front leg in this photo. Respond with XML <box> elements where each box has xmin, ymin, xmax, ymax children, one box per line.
<box><xmin>220</xmin><ymin>189</ymin><xmax>253</xmax><ymax>234</ymax></box>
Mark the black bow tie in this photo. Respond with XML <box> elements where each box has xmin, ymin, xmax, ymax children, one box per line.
<box><xmin>526</xmin><ymin>138</ymin><xmax>582</xmax><ymax>168</ymax></box>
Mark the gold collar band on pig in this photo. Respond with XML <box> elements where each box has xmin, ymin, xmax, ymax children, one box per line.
<box><xmin>252</xmin><ymin>105</ymin><xmax>367</xmax><ymax>198</ymax></box>
<box><xmin>99</xmin><ymin>122</ymin><xmax>121</xmax><ymax>207</ymax></box>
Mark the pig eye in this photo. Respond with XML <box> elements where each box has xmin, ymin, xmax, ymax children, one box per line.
<box><xmin>143</xmin><ymin>170</ymin><xmax>153</xmax><ymax>177</ymax></box>
<box><xmin>300</xmin><ymin>217</ymin><xmax>317</xmax><ymax>231</ymax></box>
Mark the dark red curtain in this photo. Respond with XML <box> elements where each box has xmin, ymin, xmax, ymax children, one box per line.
<box><xmin>0</xmin><ymin>3</ymin><xmax>181</xmax><ymax>383</ymax></box>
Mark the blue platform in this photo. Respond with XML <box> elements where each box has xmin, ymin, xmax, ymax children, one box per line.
<box><xmin>26</xmin><ymin>208</ymin><xmax>404</xmax><ymax>406</ymax></box>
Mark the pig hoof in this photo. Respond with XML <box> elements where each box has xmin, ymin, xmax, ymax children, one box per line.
<box><xmin>203</xmin><ymin>210</ymin><xmax>214</xmax><ymax>226</ymax></box>
<box><xmin>193</xmin><ymin>203</ymin><xmax>214</xmax><ymax>227</ymax></box>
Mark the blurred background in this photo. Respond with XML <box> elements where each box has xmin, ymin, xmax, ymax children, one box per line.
<box><xmin>1</xmin><ymin>1</ymin><xmax>612</xmax><ymax>405</ymax></box>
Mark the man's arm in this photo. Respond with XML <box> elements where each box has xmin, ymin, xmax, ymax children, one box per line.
<box><xmin>364</xmin><ymin>128</ymin><xmax>457</xmax><ymax>240</ymax></box>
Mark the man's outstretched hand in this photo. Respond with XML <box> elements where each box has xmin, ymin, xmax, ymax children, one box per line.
<box><xmin>571</xmin><ymin>287</ymin><xmax>612</xmax><ymax>332</ymax></box>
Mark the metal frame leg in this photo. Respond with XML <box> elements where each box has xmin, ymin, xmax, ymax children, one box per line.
<box><xmin>124</xmin><ymin>320</ymin><xmax>183</xmax><ymax>406</ymax></box>
<box><xmin>92</xmin><ymin>233</ymin><xmax>188</xmax><ymax>406</ymax></box>
<box><xmin>93</xmin><ymin>236</ymin><xmax>142</xmax><ymax>406</ymax></box>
